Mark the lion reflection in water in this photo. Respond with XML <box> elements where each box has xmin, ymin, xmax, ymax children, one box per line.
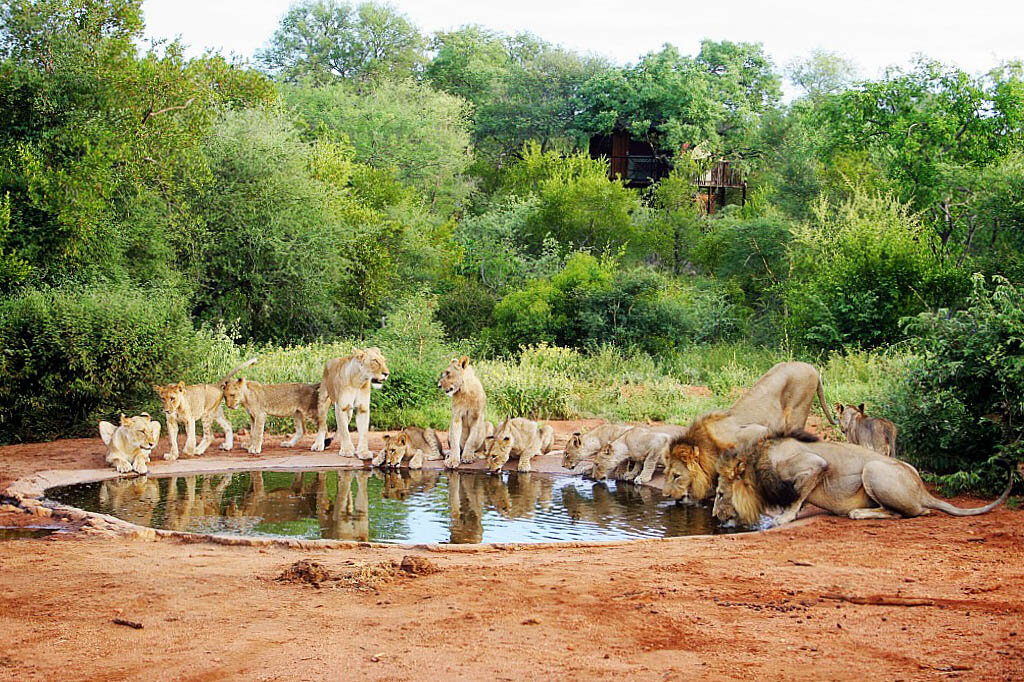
<box><xmin>561</xmin><ymin>482</ymin><xmax>716</xmax><ymax>537</ymax></box>
<box><xmin>447</xmin><ymin>472</ymin><xmax>554</xmax><ymax>543</ymax></box>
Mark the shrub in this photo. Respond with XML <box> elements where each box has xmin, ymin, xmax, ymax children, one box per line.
<box><xmin>0</xmin><ymin>284</ymin><xmax>227</xmax><ymax>442</ymax></box>
<box><xmin>784</xmin><ymin>190</ymin><xmax>968</xmax><ymax>351</ymax></box>
<box><xmin>876</xmin><ymin>275</ymin><xmax>1024</xmax><ymax>494</ymax></box>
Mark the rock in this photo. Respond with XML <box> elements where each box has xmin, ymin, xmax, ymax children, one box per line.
<box><xmin>33</xmin><ymin>506</ymin><xmax>53</xmax><ymax>518</ymax></box>
<box><xmin>399</xmin><ymin>556</ymin><xmax>440</xmax><ymax>576</ymax></box>
<box><xmin>0</xmin><ymin>504</ymin><xmax>21</xmax><ymax>514</ymax></box>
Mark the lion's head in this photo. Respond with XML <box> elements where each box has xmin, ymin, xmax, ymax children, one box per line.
<box><xmin>713</xmin><ymin>453</ymin><xmax>762</xmax><ymax>526</ymax></box>
<box><xmin>562</xmin><ymin>431</ymin><xmax>585</xmax><ymax>469</ymax></box>
<box><xmin>836</xmin><ymin>403</ymin><xmax>864</xmax><ymax>433</ymax></box>
<box><xmin>380</xmin><ymin>432</ymin><xmax>410</xmax><ymax>468</ymax></box>
<box><xmin>355</xmin><ymin>347</ymin><xmax>389</xmax><ymax>389</ymax></box>
<box><xmin>484</xmin><ymin>433</ymin><xmax>513</xmax><ymax>473</ymax></box>
<box><xmin>99</xmin><ymin>413</ymin><xmax>161</xmax><ymax>451</ymax></box>
<box><xmin>438</xmin><ymin>355</ymin><xmax>471</xmax><ymax>397</ymax></box>
<box><xmin>663</xmin><ymin>443</ymin><xmax>712</xmax><ymax>503</ymax></box>
<box><xmin>154</xmin><ymin>381</ymin><xmax>187</xmax><ymax>415</ymax></box>
<box><xmin>589</xmin><ymin>443</ymin><xmax>615</xmax><ymax>480</ymax></box>
<box><xmin>223</xmin><ymin>377</ymin><xmax>248</xmax><ymax>410</ymax></box>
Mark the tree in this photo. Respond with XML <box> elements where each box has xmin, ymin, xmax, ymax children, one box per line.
<box><xmin>573</xmin><ymin>41</ymin><xmax>780</xmax><ymax>160</ymax></box>
<box><xmin>256</xmin><ymin>0</ymin><xmax>425</xmax><ymax>84</ymax></box>
<box><xmin>284</xmin><ymin>79</ymin><xmax>474</xmax><ymax>214</ymax></box>
<box><xmin>822</xmin><ymin>58</ymin><xmax>1024</xmax><ymax>264</ymax></box>
<box><xmin>786</xmin><ymin>49</ymin><xmax>858</xmax><ymax>99</ymax></box>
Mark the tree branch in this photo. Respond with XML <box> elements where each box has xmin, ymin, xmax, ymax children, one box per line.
<box><xmin>141</xmin><ymin>98</ymin><xmax>196</xmax><ymax>126</ymax></box>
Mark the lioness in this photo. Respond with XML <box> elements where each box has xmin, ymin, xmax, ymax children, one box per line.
<box><xmin>663</xmin><ymin>361</ymin><xmax>836</xmax><ymax>503</ymax></box>
<box><xmin>836</xmin><ymin>403</ymin><xmax>898</xmax><ymax>458</ymax></box>
<box><xmin>484</xmin><ymin>418</ymin><xmax>555</xmax><ymax>473</ymax></box>
<box><xmin>372</xmin><ymin>427</ymin><xmax>444</xmax><ymax>469</ymax></box>
<box><xmin>154</xmin><ymin>358</ymin><xmax>257</xmax><ymax>460</ymax></box>
<box><xmin>223</xmin><ymin>373</ymin><xmax>324</xmax><ymax>454</ymax></box>
<box><xmin>591</xmin><ymin>424</ymin><xmax>688</xmax><ymax>485</ymax></box>
<box><xmin>562</xmin><ymin>423</ymin><xmax>633</xmax><ymax>471</ymax></box>
<box><xmin>99</xmin><ymin>413</ymin><xmax>161</xmax><ymax>474</ymax></box>
<box><xmin>438</xmin><ymin>356</ymin><xmax>489</xmax><ymax>468</ymax></box>
<box><xmin>713</xmin><ymin>436</ymin><xmax>1013</xmax><ymax>527</ymax></box>
<box><xmin>311</xmin><ymin>348</ymin><xmax>389</xmax><ymax>458</ymax></box>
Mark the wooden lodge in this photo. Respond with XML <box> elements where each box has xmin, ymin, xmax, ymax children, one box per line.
<box><xmin>588</xmin><ymin>130</ymin><xmax>746</xmax><ymax>212</ymax></box>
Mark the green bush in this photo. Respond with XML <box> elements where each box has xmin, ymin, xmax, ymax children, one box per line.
<box><xmin>0</xmin><ymin>284</ymin><xmax>227</xmax><ymax>442</ymax></box>
<box><xmin>876</xmin><ymin>274</ymin><xmax>1024</xmax><ymax>494</ymax></box>
<box><xmin>487</xmin><ymin>253</ymin><xmax>741</xmax><ymax>354</ymax></box>
<box><xmin>785</xmin><ymin>190</ymin><xmax>968</xmax><ymax>351</ymax></box>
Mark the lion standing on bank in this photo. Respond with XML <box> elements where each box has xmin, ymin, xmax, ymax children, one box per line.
<box><xmin>310</xmin><ymin>348</ymin><xmax>389</xmax><ymax>458</ymax></box>
<box><xmin>438</xmin><ymin>356</ymin><xmax>489</xmax><ymax>468</ymax></box>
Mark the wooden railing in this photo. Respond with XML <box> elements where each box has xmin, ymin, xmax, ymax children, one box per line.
<box><xmin>693</xmin><ymin>160</ymin><xmax>744</xmax><ymax>188</ymax></box>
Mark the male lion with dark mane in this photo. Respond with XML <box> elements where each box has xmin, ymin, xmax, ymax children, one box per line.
<box><xmin>663</xmin><ymin>361</ymin><xmax>836</xmax><ymax>503</ymax></box>
<box><xmin>713</xmin><ymin>436</ymin><xmax>1013</xmax><ymax>527</ymax></box>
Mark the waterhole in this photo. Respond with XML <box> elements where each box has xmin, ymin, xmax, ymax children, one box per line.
<box><xmin>46</xmin><ymin>469</ymin><xmax>744</xmax><ymax>544</ymax></box>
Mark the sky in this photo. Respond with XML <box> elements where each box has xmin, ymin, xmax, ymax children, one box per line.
<box><xmin>143</xmin><ymin>0</ymin><xmax>1024</xmax><ymax>88</ymax></box>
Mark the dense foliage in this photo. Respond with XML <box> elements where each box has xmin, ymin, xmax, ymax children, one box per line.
<box><xmin>1</xmin><ymin>0</ymin><xmax>1022</xmax><ymax>493</ymax></box>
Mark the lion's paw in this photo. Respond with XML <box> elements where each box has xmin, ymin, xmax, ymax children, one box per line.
<box><xmin>247</xmin><ymin>445</ymin><xmax>262</xmax><ymax>456</ymax></box>
<box><xmin>163</xmin><ymin>452</ymin><xmax>179</xmax><ymax>462</ymax></box>
<box><xmin>310</xmin><ymin>440</ymin><xmax>325</xmax><ymax>452</ymax></box>
<box><xmin>444</xmin><ymin>456</ymin><xmax>461</xmax><ymax>469</ymax></box>
<box><xmin>114</xmin><ymin>460</ymin><xmax>132</xmax><ymax>473</ymax></box>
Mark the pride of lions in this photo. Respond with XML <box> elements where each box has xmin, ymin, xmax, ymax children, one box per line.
<box><xmin>98</xmin><ymin>350</ymin><xmax>1013</xmax><ymax>530</ymax></box>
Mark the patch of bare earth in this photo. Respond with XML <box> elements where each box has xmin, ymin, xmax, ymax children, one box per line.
<box><xmin>1</xmin><ymin>421</ymin><xmax>1022</xmax><ymax>681</ymax></box>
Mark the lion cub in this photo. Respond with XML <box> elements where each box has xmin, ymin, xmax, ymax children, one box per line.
<box><xmin>591</xmin><ymin>425</ymin><xmax>688</xmax><ymax>485</ymax></box>
<box><xmin>438</xmin><ymin>356</ymin><xmax>489</xmax><ymax>468</ymax></box>
<box><xmin>154</xmin><ymin>358</ymin><xmax>256</xmax><ymax>460</ymax></box>
<box><xmin>836</xmin><ymin>403</ymin><xmax>898</xmax><ymax>458</ymax></box>
<box><xmin>99</xmin><ymin>413</ymin><xmax>161</xmax><ymax>474</ymax></box>
<box><xmin>562</xmin><ymin>423</ymin><xmax>633</xmax><ymax>471</ymax></box>
<box><xmin>372</xmin><ymin>427</ymin><xmax>444</xmax><ymax>469</ymax></box>
<box><xmin>484</xmin><ymin>418</ymin><xmax>555</xmax><ymax>473</ymax></box>
<box><xmin>223</xmin><ymin>375</ymin><xmax>323</xmax><ymax>454</ymax></box>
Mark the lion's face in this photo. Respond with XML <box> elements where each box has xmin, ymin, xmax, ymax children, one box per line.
<box><xmin>357</xmin><ymin>347</ymin><xmax>389</xmax><ymax>389</ymax></box>
<box><xmin>223</xmin><ymin>378</ymin><xmax>246</xmax><ymax>409</ymax></box>
<box><xmin>562</xmin><ymin>431</ymin><xmax>584</xmax><ymax>469</ymax></box>
<box><xmin>590</xmin><ymin>443</ymin><xmax>614</xmax><ymax>480</ymax></box>
<box><xmin>122</xmin><ymin>413</ymin><xmax>161</xmax><ymax>451</ymax></box>
<box><xmin>713</xmin><ymin>457</ymin><xmax>759</xmax><ymax>526</ymax></box>
<box><xmin>438</xmin><ymin>356</ymin><xmax>471</xmax><ymax>397</ymax></box>
<box><xmin>663</xmin><ymin>443</ymin><xmax>698</xmax><ymax>501</ymax></box>
<box><xmin>384</xmin><ymin>433</ymin><xmax>410</xmax><ymax>467</ymax></box>
<box><xmin>154</xmin><ymin>382</ymin><xmax>186</xmax><ymax>415</ymax></box>
<box><xmin>484</xmin><ymin>435</ymin><xmax>512</xmax><ymax>473</ymax></box>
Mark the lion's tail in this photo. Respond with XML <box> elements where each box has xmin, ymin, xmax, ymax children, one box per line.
<box><xmin>925</xmin><ymin>470</ymin><xmax>1014</xmax><ymax>516</ymax></box>
<box><xmin>219</xmin><ymin>357</ymin><xmax>258</xmax><ymax>385</ymax></box>
<box><xmin>817</xmin><ymin>376</ymin><xmax>837</xmax><ymax>425</ymax></box>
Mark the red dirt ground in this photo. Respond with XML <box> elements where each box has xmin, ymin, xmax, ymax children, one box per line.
<box><xmin>1</xmin><ymin>423</ymin><xmax>1022</xmax><ymax>682</ymax></box>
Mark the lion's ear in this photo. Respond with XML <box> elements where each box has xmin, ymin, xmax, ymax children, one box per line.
<box><xmin>139</xmin><ymin>412</ymin><xmax>150</xmax><ymax>420</ymax></box>
<box><xmin>99</xmin><ymin>421</ymin><xmax>116</xmax><ymax>445</ymax></box>
<box><xmin>353</xmin><ymin>349</ymin><xmax>366</xmax><ymax>360</ymax></box>
<box><xmin>382</xmin><ymin>433</ymin><xmax>391</xmax><ymax>440</ymax></box>
<box><xmin>834</xmin><ymin>402</ymin><xmax>843</xmax><ymax>414</ymax></box>
<box><xmin>858</xmin><ymin>403</ymin><xmax>865</xmax><ymax>415</ymax></box>
<box><xmin>176</xmin><ymin>381</ymin><xmax>185</xmax><ymax>390</ymax></box>
<box><xmin>120</xmin><ymin>413</ymin><xmax>130</xmax><ymax>427</ymax></box>
<box><xmin>458</xmin><ymin>355</ymin><xmax>470</xmax><ymax>369</ymax></box>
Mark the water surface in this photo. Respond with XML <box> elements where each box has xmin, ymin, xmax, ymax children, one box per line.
<box><xmin>46</xmin><ymin>469</ymin><xmax>743</xmax><ymax>544</ymax></box>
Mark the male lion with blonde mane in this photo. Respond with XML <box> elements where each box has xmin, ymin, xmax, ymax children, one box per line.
<box><xmin>99</xmin><ymin>413</ymin><xmax>161</xmax><ymax>474</ymax></box>
<box><xmin>311</xmin><ymin>347</ymin><xmax>389</xmax><ymax>457</ymax></box>
<box><xmin>438</xmin><ymin>356</ymin><xmax>489</xmax><ymax>468</ymax></box>
<box><xmin>664</xmin><ymin>361</ymin><xmax>837</xmax><ymax>503</ymax></box>
<box><xmin>713</xmin><ymin>436</ymin><xmax>1013</xmax><ymax>527</ymax></box>
<box><xmin>154</xmin><ymin>358</ymin><xmax>256</xmax><ymax>460</ymax></box>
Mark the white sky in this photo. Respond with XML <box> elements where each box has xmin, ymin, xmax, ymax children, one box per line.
<box><xmin>143</xmin><ymin>0</ymin><xmax>1024</xmax><ymax>89</ymax></box>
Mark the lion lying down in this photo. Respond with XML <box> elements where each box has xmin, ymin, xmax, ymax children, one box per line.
<box><xmin>712</xmin><ymin>435</ymin><xmax>1013</xmax><ymax>527</ymax></box>
<box><xmin>99</xmin><ymin>414</ymin><xmax>161</xmax><ymax>474</ymax></box>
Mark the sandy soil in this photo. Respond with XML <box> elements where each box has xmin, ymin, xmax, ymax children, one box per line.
<box><xmin>1</xmin><ymin>422</ymin><xmax>1022</xmax><ymax>682</ymax></box>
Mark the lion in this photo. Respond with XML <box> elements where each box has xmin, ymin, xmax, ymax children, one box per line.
<box><xmin>836</xmin><ymin>403</ymin><xmax>898</xmax><ymax>458</ymax></box>
<box><xmin>222</xmin><ymin>372</ymin><xmax>324</xmax><ymax>454</ymax></box>
<box><xmin>438</xmin><ymin>356</ymin><xmax>489</xmax><ymax>468</ymax></box>
<box><xmin>99</xmin><ymin>413</ymin><xmax>161</xmax><ymax>474</ymax></box>
<box><xmin>713</xmin><ymin>436</ymin><xmax>1013</xmax><ymax>527</ymax></box>
<box><xmin>663</xmin><ymin>361</ymin><xmax>836</xmax><ymax>502</ymax></box>
<box><xmin>483</xmin><ymin>417</ymin><xmax>555</xmax><ymax>473</ymax></box>
<box><xmin>154</xmin><ymin>358</ymin><xmax>257</xmax><ymax>460</ymax></box>
<box><xmin>98</xmin><ymin>477</ymin><xmax>160</xmax><ymax>526</ymax></box>
<box><xmin>372</xmin><ymin>427</ymin><xmax>444</xmax><ymax>469</ymax></box>
<box><xmin>562</xmin><ymin>423</ymin><xmax>633</xmax><ymax>471</ymax></box>
<box><xmin>590</xmin><ymin>424</ymin><xmax>688</xmax><ymax>485</ymax></box>
<box><xmin>310</xmin><ymin>347</ymin><xmax>389</xmax><ymax>457</ymax></box>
